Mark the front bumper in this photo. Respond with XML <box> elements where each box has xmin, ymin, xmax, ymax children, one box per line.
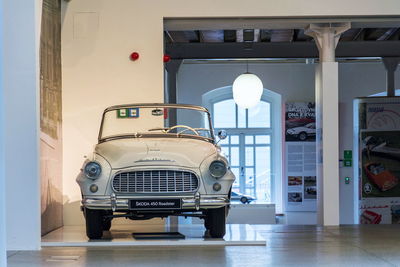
<box><xmin>82</xmin><ymin>193</ymin><xmax>229</xmax><ymax>211</ymax></box>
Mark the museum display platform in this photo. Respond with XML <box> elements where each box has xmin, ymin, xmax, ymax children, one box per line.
<box><xmin>41</xmin><ymin>224</ymin><xmax>266</xmax><ymax>247</ymax></box>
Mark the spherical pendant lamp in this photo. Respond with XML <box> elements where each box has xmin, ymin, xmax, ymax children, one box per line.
<box><xmin>232</xmin><ymin>72</ymin><xmax>263</xmax><ymax>109</ymax></box>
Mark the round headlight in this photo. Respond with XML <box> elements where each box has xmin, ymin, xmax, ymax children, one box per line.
<box><xmin>84</xmin><ymin>162</ymin><xmax>102</xmax><ymax>179</ymax></box>
<box><xmin>209</xmin><ymin>160</ymin><xmax>227</xmax><ymax>178</ymax></box>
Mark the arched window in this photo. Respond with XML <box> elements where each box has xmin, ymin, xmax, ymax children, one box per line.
<box><xmin>203</xmin><ymin>86</ymin><xmax>282</xmax><ymax>208</ymax></box>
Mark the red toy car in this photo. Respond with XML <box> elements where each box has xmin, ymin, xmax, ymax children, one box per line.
<box><xmin>364</xmin><ymin>162</ymin><xmax>398</xmax><ymax>191</ymax></box>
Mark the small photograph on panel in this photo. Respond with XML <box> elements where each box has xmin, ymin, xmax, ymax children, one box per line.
<box><xmin>288</xmin><ymin>176</ymin><xmax>302</xmax><ymax>186</ymax></box>
<box><xmin>304</xmin><ymin>176</ymin><xmax>317</xmax><ymax>200</ymax></box>
<box><xmin>288</xmin><ymin>192</ymin><xmax>302</xmax><ymax>203</ymax></box>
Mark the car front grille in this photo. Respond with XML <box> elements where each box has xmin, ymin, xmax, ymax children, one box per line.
<box><xmin>112</xmin><ymin>170</ymin><xmax>199</xmax><ymax>193</ymax></box>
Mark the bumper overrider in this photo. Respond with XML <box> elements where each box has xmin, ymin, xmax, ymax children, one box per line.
<box><xmin>82</xmin><ymin>192</ymin><xmax>229</xmax><ymax>211</ymax></box>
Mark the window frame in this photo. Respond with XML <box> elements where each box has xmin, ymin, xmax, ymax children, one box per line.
<box><xmin>202</xmin><ymin>86</ymin><xmax>282</xmax><ymax>211</ymax></box>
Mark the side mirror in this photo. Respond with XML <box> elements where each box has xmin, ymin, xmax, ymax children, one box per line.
<box><xmin>217</xmin><ymin>130</ymin><xmax>227</xmax><ymax>140</ymax></box>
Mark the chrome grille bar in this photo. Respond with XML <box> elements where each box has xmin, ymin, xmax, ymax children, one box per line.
<box><xmin>112</xmin><ymin>170</ymin><xmax>199</xmax><ymax>193</ymax></box>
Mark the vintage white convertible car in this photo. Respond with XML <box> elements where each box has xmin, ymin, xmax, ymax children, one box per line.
<box><xmin>286</xmin><ymin>122</ymin><xmax>316</xmax><ymax>141</ymax></box>
<box><xmin>77</xmin><ymin>104</ymin><xmax>235</xmax><ymax>239</ymax></box>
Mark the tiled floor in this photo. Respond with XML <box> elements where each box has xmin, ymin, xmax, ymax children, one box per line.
<box><xmin>7</xmin><ymin>224</ymin><xmax>400</xmax><ymax>266</ymax></box>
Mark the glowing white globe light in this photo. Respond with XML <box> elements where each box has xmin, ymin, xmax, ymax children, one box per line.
<box><xmin>232</xmin><ymin>73</ymin><xmax>263</xmax><ymax>109</ymax></box>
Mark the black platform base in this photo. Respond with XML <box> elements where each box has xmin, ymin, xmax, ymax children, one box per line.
<box><xmin>132</xmin><ymin>232</ymin><xmax>186</xmax><ymax>240</ymax></box>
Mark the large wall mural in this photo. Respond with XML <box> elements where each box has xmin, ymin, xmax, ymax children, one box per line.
<box><xmin>40</xmin><ymin>0</ymin><xmax>63</xmax><ymax>235</ymax></box>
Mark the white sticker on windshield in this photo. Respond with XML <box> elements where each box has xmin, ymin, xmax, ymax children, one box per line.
<box><xmin>129</xmin><ymin>108</ymin><xmax>139</xmax><ymax>118</ymax></box>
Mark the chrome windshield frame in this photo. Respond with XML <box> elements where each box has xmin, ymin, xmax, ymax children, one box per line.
<box><xmin>98</xmin><ymin>103</ymin><xmax>215</xmax><ymax>143</ymax></box>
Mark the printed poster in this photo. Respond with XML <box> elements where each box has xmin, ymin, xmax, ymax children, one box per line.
<box><xmin>285</xmin><ymin>102</ymin><xmax>317</xmax><ymax>212</ymax></box>
<box><xmin>285</xmin><ymin>102</ymin><xmax>316</xmax><ymax>142</ymax></box>
<box><xmin>358</xmin><ymin>98</ymin><xmax>400</xmax><ymax>224</ymax></box>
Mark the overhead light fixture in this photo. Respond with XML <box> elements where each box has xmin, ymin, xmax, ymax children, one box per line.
<box><xmin>232</xmin><ymin>61</ymin><xmax>263</xmax><ymax>109</ymax></box>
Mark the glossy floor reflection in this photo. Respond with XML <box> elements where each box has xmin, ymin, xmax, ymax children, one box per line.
<box><xmin>8</xmin><ymin>224</ymin><xmax>400</xmax><ymax>266</ymax></box>
<box><xmin>41</xmin><ymin>224</ymin><xmax>266</xmax><ymax>246</ymax></box>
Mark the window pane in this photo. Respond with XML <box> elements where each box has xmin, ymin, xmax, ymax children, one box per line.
<box><xmin>245</xmin><ymin>146</ymin><xmax>254</xmax><ymax>166</ymax></box>
<box><xmin>256</xmin><ymin>146</ymin><xmax>271</xmax><ymax>201</ymax></box>
<box><xmin>245</xmin><ymin>167</ymin><xmax>255</xmax><ymax>196</ymax></box>
<box><xmin>230</xmin><ymin>135</ymin><xmax>239</xmax><ymax>144</ymax></box>
<box><xmin>213</xmin><ymin>99</ymin><xmax>236</xmax><ymax>128</ymax></box>
<box><xmin>255</xmin><ymin>135</ymin><xmax>271</xmax><ymax>144</ymax></box>
<box><xmin>238</xmin><ymin>106</ymin><xmax>246</xmax><ymax>128</ymax></box>
<box><xmin>219</xmin><ymin>136</ymin><xmax>229</xmax><ymax>145</ymax></box>
<box><xmin>231</xmin><ymin>167</ymin><xmax>240</xmax><ymax>188</ymax></box>
<box><xmin>221</xmin><ymin>146</ymin><xmax>230</xmax><ymax>161</ymax></box>
<box><xmin>230</xmin><ymin>147</ymin><xmax>239</xmax><ymax>166</ymax></box>
<box><xmin>245</xmin><ymin>135</ymin><xmax>254</xmax><ymax>144</ymax></box>
<box><xmin>248</xmin><ymin>101</ymin><xmax>270</xmax><ymax>128</ymax></box>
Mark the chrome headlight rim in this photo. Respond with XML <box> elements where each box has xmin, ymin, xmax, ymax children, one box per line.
<box><xmin>209</xmin><ymin>160</ymin><xmax>227</xmax><ymax>179</ymax></box>
<box><xmin>84</xmin><ymin>161</ymin><xmax>102</xmax><ymax>179</ymax></box>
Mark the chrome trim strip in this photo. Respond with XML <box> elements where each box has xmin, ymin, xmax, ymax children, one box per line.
<box><xmin>98</xmin><ymin>104</ymin><xmax>215</xmax><ymax>143</ymax></box>
<box><xmin>82</xmin><ymin>196</ymin><xmax>229</xmax><ymax>210</ymax></box>
<box><xmin>104</xmin><ymin>103</ymin><xmax>210</xmax><ymax>113</ymax></box>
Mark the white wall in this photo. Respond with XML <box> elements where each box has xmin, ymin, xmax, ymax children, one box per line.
<box><xmin>61</xmin><ymin>1</ymin><xmax>166</xmax><ymax>225</ymax></box>
<box><xmin>178</xmin><ymin>63</ymin><xmax>315</xmax><ymax>104</ymax></box>
<box><xmin>3</xmin><ymin>0</ymin><xmax>42</xmax><ymax>250</ymax></box>
<box><xmin>177</xmin><ymin>61</ymin><xmax>400</xmax><ymax>225</ymax></box>
<box><xmin>0</xmin><ymin>0</ymin><xmax>5</xmax><ymax>264</ymax></box>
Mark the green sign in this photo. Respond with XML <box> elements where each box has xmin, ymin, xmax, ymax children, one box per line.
<box><xmin>344</xmin><ymin>159</ymin><xmax>352</xmax><ymax>167</ymax></box>
<box><xmin>344</xmin><ymin>150</ymin><xmax>352</xmax><ymax>159</ymax></box>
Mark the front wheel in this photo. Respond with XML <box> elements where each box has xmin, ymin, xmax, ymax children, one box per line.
<box><xmin>240</xmin><ymin>196</ymin><xmax>248</xmax><ymax>204</ymax></box>
<box><xmin>207</xmin><ymin>207</ymin><xmax>226</xmax><ymax>238</ymax></box>
<box><xmin>84</xmin><ymin>208</ymin><xmax>104</xmax><ymax>239</ymax></box>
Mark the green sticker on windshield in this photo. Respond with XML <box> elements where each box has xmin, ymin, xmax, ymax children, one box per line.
<box><xmin>117</xmin><ymin>109</ymin><xmax>128</xmax><ymax>118</ymax></box>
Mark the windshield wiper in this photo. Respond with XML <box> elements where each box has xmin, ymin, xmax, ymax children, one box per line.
<box><xmin>148</xmin><ymin>127</ymin><xmax>169</xmax><ymax>133</ymax></box>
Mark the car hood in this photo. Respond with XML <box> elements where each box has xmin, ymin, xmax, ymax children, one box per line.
<box><xmin>95</xmin><ymin>137</ymin><xmax>217</xmax><ymax>169</ymax></box>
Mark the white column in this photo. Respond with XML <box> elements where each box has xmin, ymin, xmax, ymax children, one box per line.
<box><xmin>3</xmin><ymin>0</ymin><xmax>42</xmax><ymax>250</ymax></box>
<box><xmin>306</xmin><ymin>23</ymin><xmax>350</xmax><ymax>226</ymax></box>
<box><xmin>0</xmin><ymin>0</ymin><xmax>6</xmax><ymax>264</ymax></box>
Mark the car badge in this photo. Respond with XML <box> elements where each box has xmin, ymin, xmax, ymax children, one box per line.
<box><xmin>134</xmin><ymin>158</ymin><xmax>175</xmax><ymax>163</ymax></box>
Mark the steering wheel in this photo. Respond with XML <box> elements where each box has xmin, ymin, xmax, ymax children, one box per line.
<box><xmin>166</xmin><ymin>125</ymin><xmax>200</xmax><ymax>136</ymax></box>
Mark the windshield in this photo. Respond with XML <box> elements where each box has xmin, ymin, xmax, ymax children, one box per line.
<box><xmin>99</xmin><ymin>105</ymin><xmax>214</xmax><ymax>142</ymax></box>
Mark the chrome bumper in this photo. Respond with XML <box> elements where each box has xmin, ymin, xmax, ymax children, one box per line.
<box><xmin>82</xmin><ymin>194</ymin><xmax>229</xmax><ymax>211</ymax></box>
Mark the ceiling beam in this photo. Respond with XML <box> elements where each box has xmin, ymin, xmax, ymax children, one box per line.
<box><xmin>200</xmin><ymin>30</ymin><xmax>224</xmax><ymax>42</ymax></box>
<box><xmin>270</xmin><ymin>29</ymin><xmax>294</xmax><ymax>42</ymax></box>
<box><xmin>223</xmin><ymin>30</ymin><xmax>236</xmax><ymax>42</ymax></box>
<box><xmin>260</xmin><ymin>30</ymin><xmax>271</xmax><ymax>42</ymax></box>
<box><xmin>167</xmin><ymin>31</ymin><xmax>199</xmax><ymax>43</ymax></box>
<box><xmin>377</xmin><ymin>28</ymin><xmax>398</xmax><ymax>40</ymax></box>
<box><xmin>339</xmin><ymin>28</ymin><xmax>360</xmax><ymax>41</ymax></box>
<box><xmin>165</xmin><ymin>41</ymin><xmax>400</xmax><ymax>59</ymax></box>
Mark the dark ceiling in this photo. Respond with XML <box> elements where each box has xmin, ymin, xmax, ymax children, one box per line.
<box><xmin>164</xmin><ymin>28</ymin><xmax>400</xmax><ymax>59</ymax></box>
<box><xmin>165</xmin><ymin>28</ymin><xmax>400</xmax><ymax>44</ymax></box>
